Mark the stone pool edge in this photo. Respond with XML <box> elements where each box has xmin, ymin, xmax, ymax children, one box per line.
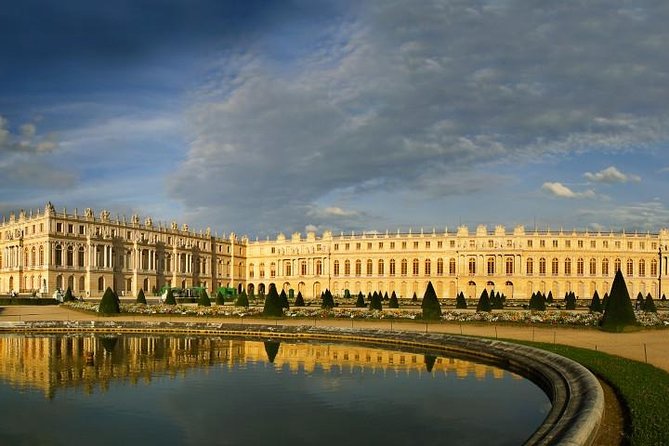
<box><xmin>0</xmin><ymin>320</ymin><xmax>603</xmax><ymax>446</ymax></box>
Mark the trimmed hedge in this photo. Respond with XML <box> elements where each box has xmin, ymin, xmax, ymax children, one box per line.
<box><xmin>0</xmin><ymin>298</ymin><xmax>58</xmax><ymax>305</ymax></box>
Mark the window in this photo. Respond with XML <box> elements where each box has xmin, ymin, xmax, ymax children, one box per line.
<box><xmin>527</xmin><ymin>240</ymin><xmax>533</xmax><ymax>248</ymax></box>
<box><xmin>78</xmin><ymin>247</ymin><xmax>85</xmax><ymax>267</ymax></box>
<box><xmin>602</xmin><ymin>259</ymin><xmax>609</xmax><ymax>276</ymax></box>
<box><xmin>378</xmin><ymin>242</ymin><xmax>383</xmax><ymax>249</ymax></box>
<box><xmin>626</xmin><ymin>259</ymin><xmax>634</xmax><ymax>276</ymax></box>
<box><xmin>468</xmin><ymin>258</ymin><xmax>476</xmax><ymax>275</ymax></box>
<box><xmin>56</xmin><ymin>222</ymin><xmax>63</xmax><ymax>232</ymax></box>
<box><xmin>355</xmin><ymin>260</ymin><xmax>362</xmax><ymax>276</ymax></box>
<box><xmin>425</xmin><ymin>241</ymin><xmax>430</xmax><ymax>249</ymax></box>
<box><xmin>450</xmin><ymin>240</ymin><xmax>456</xmax><ymax>248</ymax></box>
<box><xmin>413</xmin><ymin>258</ymin><xmax>419</xmax><ymax>276</ymax></box>
<box><xmin>301</xmin><ymin>261</ymin><xmax>307</xmax><ymax>276</ymax></box>
<box><xmin>345</xmin><ymin>243</ymin><xmax>350</xmax><ymax>250</ymax></box>
<box><xmin>333</xmin><ymin>260</ymin><xmax>340</xmax><ymax>276</ymax></box>
<box><xmin>505</xmin><ymin>257</ymin><xmax>514</xmax><ymax>275</ymax></box>
<box><xmin>488</xmin><ymin>240</ymin><xmax>494</xmax><ymax>248</ymax></box>
<box><xmin>334</xmin><ymin>244</ymin><xmax>339</xmax><ymax>251</ymax></box>
<box><xmin>249</xmin><ymin>263</ymin><xmax>255</xmax><ymax>278</ymax></box>
<box><xmin>437</xmin><ymin>241</ymin><xmax>443</xmax><ymax>248</ymax></box>
<box><xmin>640</xmin><ymin>242</ymin><xmax>645</xmax><ymax>250</ymax></box>
<box><xmin>639</xmin><ymin>259</ymin><xmax>646</xmax><ymax>277</ymax></box>
<box><xmin>487</xmin><ymin>257</ymin><xmax>495</xmax><ymax>275</ymax></box>
<box><xmin>540</xmin><ymin>240</ymin><xmax>546</xmax><ymax>248</ymax></box>
<box><xmin>413</xmin><ymin>242</ymin><xmax>419</xmax><ymax>249</ymax></box>
<box><xmin>564</xmin><ymin>258</ymin><xmax>572</xmax><ymax>276</ymax></box>
<box><xmin>402</xmin><ymin>242</ymin><xmax>407</xmax><ymax>249</ymax></box>
<box><xmin>469</xmin><ymin>240</ymin><xmax>476</xmax><ymax>248</ymax></box>
<box><xmin>590</xmin><ymin>240</ymin><xmax>596</xmax><ymax>249</ymax></box>
<box><xmin>539</xmin><ymin>258</ymin><xmax>546</xmax><ymax>275</ymax></box>
<box><xmin>367</xmin><ymin>242</ymin><xmax>372</xmax><ymax>250</ymax></box>
<box><xmin>345</xmin><ymin>260</ymin><xmax>351</xmax><ymax>275</ymax></box>
<box><xmin>526</xmin><ymin>258</ymin><xmax>534</xmax><ymax>275</ymax></box>
<box><xmin>390</xmin><ymin>242</ymin><xmax>395</xmax><ymax>249</ymax></box>
<box><xmin>425</xmin><ymin>259</ymin><xmax>431</xmax><ymax>275</ymax></box>
<box><xmin>603</xmin><ymin>241</ymin><xmax>609</xmax><ymax>248</ymax></box>
<box><xmin>552</xmin><ymin>258</ymin><xmax>559</xmax><ymax>276</ymax></box>
<box><xmin>651</xmin><ymin>259</ymin><xmax>658</xmax><ymax>277</ymax></box>
<box><xmin>389</xmin><ymin>259</ymin><xmax>396</xmax><ymax>276</ymax></box>
<box><xmin>55</xmin><ymin>245</ymin><xmax>63</xmax><ymax>266</ymax></box>
<box><xmin>366</xmin><ymin>259</ymin><xmax>373</xmax><ymax>276</ymax></box>
<box><xmin>316</xmin><ymin>260</ymin><xmax>323</xmax><ymax>276</ymax></box>
<box><xmin>577</xmin><ymin>258</ymin><xmax>584</xmax><ymax>276</ymax></box>
<box><xmin>589</xmin><ymin>258</ymin><xmax>597</xmax><ymax>276</ymax></box>
<box><xmin>259</xmin><ymin>263</ymin><xmax>265</xmax><ymax>278</ymax></box>
<box><xmin>68</xmin><ymin>224</ymin><xmax>73</xmax><ymax>234</ymax></box>
<box><xmin>565</xmin><ymin>240</ymin><xmax>571</xmax><ymax>248</ymax></box>
<box><xmin>578</xmin><ymin>240</ymin><xmax>583</xmax><ymax>248</ymax></box>
<box><xmin>270</xmin><ymin>262</ymin><xmax>276</xmax><ymax>278</ymax></box>
<box><xmin>377</xmin><ymin>259</ymin><xmax>384</xmax><ymax>275</ymax></box>
<box><xmin>614</xmin><ymin>258</ymin><xmax>621</xmax><ymax>272</ymax></box>
<box><xmin>401</xmin><ymin>259</ymin><xmax>408</xmax><ymax>275</ymax></box>
<box><xmin>285</xmin><ymin>261</ymin><xmax>292</xmax><ymax>276</ymax></box>
<box><xmin>449</xmin><ymin>258</ymin><xmax>456</xmax><ymax>275</ymax></box>
<box><xmin>627</xmin><ymin>241</ymin><xmax>633</xmax><ymax>250</ymax></box>
<box><xmin>553</xmin><ymin>240</ymin><xmax>558</xmax><ymax>248</ymax></box>
<box><xmin>615</xmin><ymin>241</ymin><xmax>621</xmax><ymax>249</ymax></box>
<box><xmin>356</xmin><ymin>243</ymin><xmax>361</xmax><ymax>250</ymax></box>
<box><xmin>437</xmin><ymin>258</ymin><xmax>443</xmax><ymax>275</ymax></box>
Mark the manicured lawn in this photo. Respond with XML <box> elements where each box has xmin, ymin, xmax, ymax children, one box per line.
<box><xmin>516</xmin><ymin>340</ymin><xmax>669</xmax><ymax>446</ymax></box>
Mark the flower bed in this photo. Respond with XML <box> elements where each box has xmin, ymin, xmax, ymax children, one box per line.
<box><xmin>63</xmin><ymin>301</ymin><xmax>669</xmax><ymax>327</ymax></box>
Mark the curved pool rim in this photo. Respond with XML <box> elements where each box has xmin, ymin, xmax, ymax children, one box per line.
<box><xmin>0</xmin><ymin>320</ymin><xmax>604</xmax><ymax>446</ymax></box>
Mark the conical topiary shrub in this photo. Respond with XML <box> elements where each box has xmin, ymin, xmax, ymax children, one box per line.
<box><xmin>529</xmin><ymin>291</ymin><xmax>546</xmax><ymax>311</ymax></box>
<box><xmin>264</xmin><ymin>341</ymin><xmax>280</xmax><ymax>363</ymax></box>
<box><xmin>62</xmin><ymin>287</ymin><xmax>75</xmax><ymax>302</ymax></box>
<box><xmin>216</xmin><ymin>289</ymin><xmax>225</xmax><ymax>305</ymax></box>
<box><xmin>389</xmin><ymin>292</ymin><xmax>399</xmax><ymax>308</ymax></box>
<box><xmin>355</xmin><ymin>292</ymin><xmax>366</xmax><ymax>308</ymax></box>
<box><xmin>321</xmin><ymin>289</ymin><xmax>335</xmax><ymax>309</ymax></box>
<box><xmin>565</xmin><ymin>291</ymin><xmax>576</xmax><ymax>310</ymax></box>
<box><xmin>369</xmin><ymin>292</ymin><xmax>383</xmax><ymax>311</ymax></box>
<box><xmin>294</xmin><ymin>291</ymin><xmax>305</xmax><ymax>307</ymax></box>
<box><xmin>636</xmin><ymin>292</ymin><xmax>645</xmax><ymax>310</ymax></box>
<box><xmin>344</xmin><ymin>289</ymin><xmax>351</xmax><ymax>299</ymax></box>
<box><xmin>280</xmin><ymin>289</ymin><xmax>290</xmax><ymax>309</ymax></box>
<box><xmin>263</xmin><ymin>284</ymin><xmax>284</xmax><ymax>316</ymax></box>
<box><xmin>424</xmin><ymin>354</ymin><xmax>437</xmax><ymax>373</ymax></box>
<box><xmin>600</xmin><ymin>270</ymin><xmax>637</xmax><ymax>332</ymax></box>
<box><xmin>136</xmin><ymin>288</ymin><xmax>147</xmax><ymax>305</ymax></box>
<box><xmin>384</xmin><ymin>292</ymin><xmax>389</xmax><ymax>301</ymax></box>
<box><xmin>198</xmin><ymin>288</ymin><xmax>211</xmax><ymax>307</ymax></box>
<box><xmin>421</xmin><ymin>281</ymin><xmax>442</xmax><ymax>320</ymax></box>
<box><xmin>411</xmin><ymin>292</ymin><xmax>417</xmax><ymax>302</ymax></box>
<box><xmin>589</xmin><ymin>290</ymin><xmax>603</xmax><ymax>313</ymax></box>
<box><xmin>546</xmin><ymin>291</ymin><xmax>554</xmax><ymax>304</ymax></box>
<box><xmin>235</xmin><ymin>290</ymin><xmax>249</xmax><ymax>307</ymax></box>
<box><xmin>476</xmin><ymin>289</ymin><xmax>492</xmax><ymax>312</ymax></box>
<box><xmin>455</xmin><ymin>291</ymin><xmax>467</xmax><ymax>309</ymax></box>
<box><xmin>99</xmin><ymin>287</ymin><xmax>120</xmax><ymax>314</ymax></box>
<box><xmin>644</xmin><ymin>293</ymin><xmax>657</xmax><ymax>313</ymax></box>
<box><xmin>165</xmin><ymin>287</ymin><xmax>176</xmax><ymax>305</ymax></box>
<box><xmin>602</xmin><ymin>292</ymin><xmax>609</xmax><ymax>311</ymax></box>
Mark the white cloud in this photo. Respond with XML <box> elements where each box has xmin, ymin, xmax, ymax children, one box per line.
<box><xmin>0</xmin><ymin>116</ymin><xmax>58</xmax><ymax>153</ymax></box>
<box><xmin>541</xmin><ymin>182</ymin><xmax>596</xmax><ymax>199</ymax></box>
<box><xmin>584</xmin><ymin>166</ymin><xmax>641</xmax><ymax>183</ymax></box>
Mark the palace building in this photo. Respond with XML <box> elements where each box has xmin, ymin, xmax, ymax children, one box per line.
<box><xmin>1</xmin><ymin>202</ymin><xmax>668</xmax><ymax>300</ymax></box>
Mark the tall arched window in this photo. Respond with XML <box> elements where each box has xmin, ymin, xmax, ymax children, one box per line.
<box><xmin>344</xmin><ymin>260</ymin><xmax>351</xmax><ymax>276</ymax></box>
<box><xmin>577</xmin><ymin>258</ymin><xmax>584</xmax><ymax>276</ymax></box>
<box><xmin>424</xmin><ymin>259</ymin><xmax>431</xmax><ymax>276</ymax></box>
<box><xmin>259</xmin><ymin>262</ymin><xmax>265</xmax><ymax>278</ymax></box>
<box><xmin>39</xmin><ymin>246</ymin><xmax>44</xmax><ymax>266</ymax></box>
<box><xmin>55</xmin><ymin>245</ymin><xmax>63</xmax><ymax>266</ymax></box>
<box><xmin>401</xmin><ymin>259</ymin><xmax>408</xmax><ymax>276</ymax></box>
<box><xmin>505</xmin><ymin>257</ymin><xmax>514</xmax><ymax>275</ymax></box>
<box><xmin>333</xmin><ymin>260</ymin><xmax>340</xmax><ymax>276</ymax></box>
<box><xmin>564</xmin><ymin>258</ymin><xmax>572</xmax><ymax>276</ymax></box>
<box><xmin>249</xmin><ymin>263</ymin><xmax>255</xmax><ymax>278</ymax></box>
<box><xmin>638</xmin><ymin>259</ymin><xmax>646</xmax><ymax>277</ymax></box>
<box><xmin>626</xmin><ymin>259</ymin><xmax>634</xmax><ymax>277</ymax></box>
<box><xmin>270</xmin><ymin>262</ymin><xmax>276</xmax><ymax>278</ymax></box>
<box><xmin>316</xmin><ymin>260</ymin><xmax>322</xmax><ymax>276</ymax></box>
<box><xmin>651</xmin><ymin>258</ymin><xmax>658</xmax><ymax>277</ymax></box>
<box><xmin>389</xmin><ymin>259</ymin><xmax>396</xmax><ymax>276</ymax></box>
<box><xmin>552</xmin><ymin>258</ymin><xmax>559</xmax><ymax>276</ymax></box>
<box><xmin>539</xmin><ymin>258</ymin><xmax>546</xmax><ymax>275</ymax></box>
<box><xmin>602</xmin><ymin>258</ymin><xmax>609</xmax><ymax>276</ymax></box>
<box><xmin>377</xmin><ymin>259</ymin><xmax>384</xmax><ymax>275</ymax></box>
<box><xmin>412</xmin><ymin>258</ymin><xmax>419</xmax><ymax>276</ymax></box>
<box><xmin>366</xmin><ymin>259</ymin><xmax>373</xmax><ymax>276</ymax></box>
<box><xmin>30</xmin><ymin>247</ymin><xmax>36</xmax><ymax>267</ymax></box>
<box><xmin>614</xmin><ymin>258</ymin><xmax>621</xmax><ymax>273</ymax></box>
<box><xmin>285</xmin><ymin>261</ymin><xmax>292</xmax><ymax>276</ymax></box>
<box><xmin>468</xmin><ymin>258</ymin><xmax>476</xmax><ymax>275</ymax></box>
<box><xmin>436</xmin><ymin>258</ymin><xmax>443</xmax><ymax>275</ymax></box>
<box><xmin>355</xmin><ymin>259</ymin><xmax>362</xmax><ymax>276</ymax></box>
<box><xmin>67</xmin><ymin>246</ymin><xmax>74</xmax><ymax>267</ymax></box>
<box><xmin>589</xmin><ymin>258</ymin><xmax>597</xmax><ymax>276</ymax></box>
<box><xmin>526</xmin><ymin>258</ymin><xmax>534</xmax><ymax>275</ymax></box>
<box><xmin>449</xmin><ymin>258</ymin><xmax>456</xmax><ymax>275</ymax></box>
<box><xmin>301</xmin><ymin>260</ymin><xmax>307</xmax><ymax>276</ymax></box>
<box><xmin>487</xmin><ymin>257</ymin><xmax>495</xmax><ymax>275</ymax></box>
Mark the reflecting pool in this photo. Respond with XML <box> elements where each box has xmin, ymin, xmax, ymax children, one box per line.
<box><xmin>0</xmin><ymin>334</ymin><xmax>550</xmax><ymax>445</ymax></box>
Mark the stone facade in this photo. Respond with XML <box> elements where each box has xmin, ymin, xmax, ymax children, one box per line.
<box><xmin>2</xmin><ymin>203</ymin><xmax>668</xmax><ymax>300</ymax></box>
<box><xmin>0</xmin><ymin>203</ymin><xmax>246</xmax><ymax>297</ymax></box>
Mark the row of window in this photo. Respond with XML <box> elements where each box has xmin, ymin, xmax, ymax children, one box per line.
<box><xmin>247</xmin><ymin>257</ymin><xmax>660</xmax><ymax>278</ymax></box>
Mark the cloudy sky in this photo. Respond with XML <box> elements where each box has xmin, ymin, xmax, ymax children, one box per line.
<box><xmin>2</xmin><ymin>0</ymin><xmax>669</xmax><ymax>237</ymax></box>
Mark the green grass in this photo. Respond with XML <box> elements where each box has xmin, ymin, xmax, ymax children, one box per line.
<box><xmin>515</xmin><ymin>340</ymin><xmax>669</xmax><ymax>446</ymax></box>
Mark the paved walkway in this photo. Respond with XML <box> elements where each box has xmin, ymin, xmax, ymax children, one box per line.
<box><xmin>2</xmin><ymin>305</ymin><xmax>668</xmax><ymax>372</ymax></box>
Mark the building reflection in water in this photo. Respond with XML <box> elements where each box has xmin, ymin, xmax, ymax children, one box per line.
<box><xmin>0</xmin><ymin>334</ymin><xmax>517</xmax><ymax>399</ymax></box>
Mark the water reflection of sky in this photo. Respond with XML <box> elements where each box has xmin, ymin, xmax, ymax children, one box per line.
<box><xmin>0</xmin><ymin>335</ymin><xmax>550</xmax><ymax>445</ymax></box>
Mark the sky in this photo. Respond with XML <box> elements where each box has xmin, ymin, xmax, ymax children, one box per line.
<box><xmin>1</xmin><ymin>0</ymin><xmax>669</xmax><ymax>238</ymax></box>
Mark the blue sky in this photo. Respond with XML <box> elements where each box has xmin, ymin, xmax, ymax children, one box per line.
<box><xmin>1</xmin><ymin>0</ymin><xmax>669</xmax><ymax>237</ymax></box>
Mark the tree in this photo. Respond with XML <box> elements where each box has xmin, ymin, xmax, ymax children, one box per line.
<box><xmin>321</xmin><ymin>289</ymin><xmax>335</xmax><ymax>309</ymax></box>
<box><xmin>263</xmin><ymin>284</ymin><xmax>284</xmax><ymax>316</ymax></box>
<box><xmin>636</xmin><ymin>292</ymin><xmax>645</xmax><ymax>310</ymax></box>
<box><xmin>662</xmin><ymin>294</ymin><xmax>667</xmax><ymax>301</ymax></box>
<box><xmin>424</xmin><ymin>354</ymin><xmax>437</xmax><ymax>373</ymax></box>
<box><xmin>546</xmin><ymin>291</ymin><xmax>554</xmax><ymax>304</ymax></box>
<box><xmin>390</xmin><ymin>291</ymin><xmax>398</xmax><ymax>304</ymax></box>
<box><xmin>355</xmin><ymin>292</ymin><xmax>366</xmax><ymax>308</ymax></box>
<box><xmin>99</xmin><ymin>287</ymin><xmax>120</xmax><ymax>314</ymax></box>
<box><xmin>455</xmin><ymin>291</ymin><xmax>467</xmax><ymax>309</ymax></box>
<box><xmin>63</xmin><ymin>286</ymin><xmax>75</xmax><ymax>302</ymax></box>
<box><xmin>264</xmin><ymin>341</ymin><xmax>280</xmax><ymax>363</ymax></box>
<box><xmin>529</xmin><ymin>292</ymin><xmax>546</xmax><ymax>311</ymax></box>
<box><xmin>198</xmin><ymin>288</ymin><xmax>211</xmax><ymax>307</ymax></box>
<box><xmin>216</xmin><ymin>289</ymin><xmax>225</xmax><ymax>305</ymax></box>
<box><xmin>476</xmin><ymin>289</ymin><xmax>492</xmax><ymax>313</ymax></box>
<box><xmin>602</xmin><ymin>292</ymin><xmax>609</xmax><ymax>311</ymax></box>
<box><xmin>136</xmin><ymin>288</ymin><xmax>147</xmax><ymax>305</ymax></box>
<box><xmin>644</xmin><ymin>293</ymin><xmax>657</xmax><ymax>313</ymax></box>
<box><xmin>589</xmin><ymin>290</ymin><xmax>603</xmax><ymax>313</ymax></box>
<box><xmin>600</xmin><ymin>270</ymin><xmax>637</xmax><ymax>332</ymax></box>
<box><xmin>164</xmin><ymin>287</ymin><xmax>176</xmax><ymax>305</ymax></box>
<box><xmin>565</xmin><ymin>291</ymin><xmax>576</xmax><ymax>310</ymax></box>
<box><xmin>235</xmin><ymin>290</ymin><xmax>249</xmax><ymax>307</ymax></box>
<box><xmin>280</xmin><ymin>289</ymin><xmax>290</xmax><ymax>309</ymax></box>
<box><xmin>344</xmin><ymin>289</ymin><xmax>351</xmax><ymax>299</ymax></box>
<box><xmin>389</xmin><ymin>292</ymin><xmax>399</xmax><ymax>308</ymax></box>
<box><xmin>384</xmin><ymin>292</ymin><xmax>389</xmax><ymax>301</ymax></box>
<box><xmin>411</xmin><ymin>292</ymin><xmax>417</xmax><ymax>302</ymax></box>
<box><xmin>294</xmin><ymin>291</ymin><xmax>305</xmax><ymax>307</ymax></box>
<box><xmin>367</xmin><ymin>292</ymin><xmax>372</xmax><ymax>302</ymax></box>
<box><xmin>369</xmin><ymin>292</ymin><xmax>383</xmax><ymax>311</ymax></box>
<box><xmin>421</xmin><ymin>281</ymin><xmax>442</xmax><ymax>320</ymax></box>
<box><xmin>491</xmin><ymin>291</ymin><xmax>503</xmax><ymax>309</ymax></box>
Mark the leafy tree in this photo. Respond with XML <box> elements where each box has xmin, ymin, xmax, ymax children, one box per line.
<box><xmin>136</xmin><ymin>288</ymin><xmax>147</xmax><ymax>305</ymax></box>
<box><xmin>216</xmin><ymin>289</ymin><xmax>225</xmax><ymax>305</ymax></box>
<box><xmin>355</xmin><ymin>292</ymin><xmax>366</xmax><ymax>308</ymax></box>
<box><xmin>99</xmin><ymin>287</ymin><xmax>120</xmax><ymax>314</ymax></box>
<box><xmin>476</xmin><ymin>289</ymin><xmax>492</xmax><ymax>313</ymax></box>
<box><xmin>235</xmin><ymin>290</ymin><xmax>249</xmax><ymax>307</ymax></box>
<box><xmin>455</xmin><ymin>291</ymin><xmax>467</xmax><ymax>309</ymax></box>
<box><xmin>263</xmin><ymin>284</ymin><xmax>284</xmax><ymax>316</ymax></box>
<box><xmin>164</xmin><ymin>287</ymin><xmax>176</xmax><ymax>305</ymax></box>
<box><xmin>280</xmin><ymin>289</ymin><xmax>290</xmax><ymax>309</ymax></box>
<box><xmin>600</xmin><ymin>270</ymin><xmax>637</xmax><ymax>332</ymax></box>
<box><xmin>294</xmin><ymin>291</ymin><xmax>305</xmax><ymax>307</ymax></box>
<box><xmin>589</xmin><ymin>290</ymin><xmax>603</xmax><ymax>313</ymax></box>
<box><xmin>421</xmin><ymin>281</ymin><xmax>442</xmax><ymax>320</ymax></box>
<box><xmin>389</xmin><ymin>292</ymin><xmax>399</xmax><ymax>308</ymax></box>
<box><xmin>321</xmin><ymin>289</ymin><xmax>335</xmax><ymax>309</ymax></box>
<box><xmin>369</xmin><ymin>292</ymin><xmax>383</xmax><ymax>311</ymax></box>
<box><xmin>644</xmin><ymin>293</ymin><xmax>657</xmax><ymax>313</ymax></box>
<box><xmin>198</xmin><ymin>288</ymin><xmax>211</xmax><ymax>307</ymax></box>
<box><xmin>411</xmin><ymin>292</ymin><xmax>417</xmax><ymax>302</ymax></box>
<box><xmin>565</xmin><ymin>291</ymin><xmax>576</xmax><ymax>310</ymax></box>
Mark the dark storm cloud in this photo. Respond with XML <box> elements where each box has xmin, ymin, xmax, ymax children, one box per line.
<box><xmin>169</xmin><ymin>0</ymin><xmax>669</xmax><ymax>235</ymax></box>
